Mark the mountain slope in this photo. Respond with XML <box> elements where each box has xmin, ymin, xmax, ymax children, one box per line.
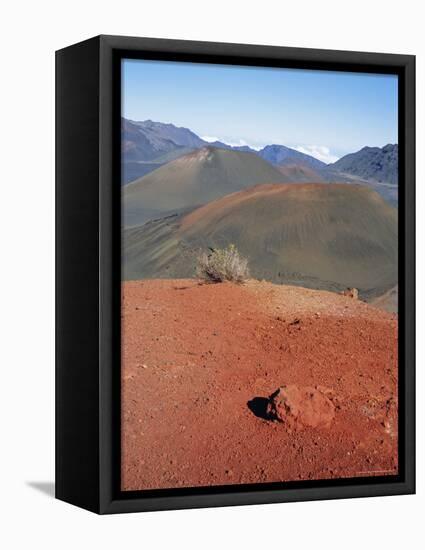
<box><xmin>277</xmin><ymin>163</ymin><xmax>325</xmax><ymax>183</ymax></box>
<box><xmin>134</xmin><ymin>119</ymin><xmax>205</xmax><ymax>148</ymax></box>
<box><xmin>328</xmin><ymin>144</ymin><xmax>398</xmax><ymax>185</ymax></box>
<box><xmin>122</xmin><ymin>118</ymin><xmax>203</xmax><ymax>162</ymax></box>
<box><xmin>123</xmin><ymin>146</ymin><xmax>286</xmax><ymax>225</ymax></box>
<box><xmin>123</xmin><ymin>183</ymin><xmax>397</xmax><ymax>299</ymax></box>
<box><xmin>122</xmin><ymin>118</ymin><xmax>187</xmax><ymax>162</ymax></box>
<box><xmin>258</xmin><ymin>144</ymin><xmax>327</xmax><ymax>170</ymax></box>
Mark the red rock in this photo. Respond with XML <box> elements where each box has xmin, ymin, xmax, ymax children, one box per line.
<box><xmin>341</xmin><ymin>288</ymin><xmax>359</xmax><ymax>299</ymax></box>
<box><xmin>267</xmin><ymin>384</ymin><xmax>335</xmax><ymax>429</ymax></box>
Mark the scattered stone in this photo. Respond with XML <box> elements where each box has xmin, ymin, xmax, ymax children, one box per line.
<box><xmin>341</xmin><ymin>288</ymin><xmax>359</xmax><ymax>299</ymax></box>
<box><xmin>267</xmin><ymin>384</ymin><xmax>335</xmax><ymax>429</ymax></box>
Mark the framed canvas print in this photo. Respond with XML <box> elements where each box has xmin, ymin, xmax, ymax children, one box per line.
<box><xmin>56</xmin><ymin>35</ymin><xmax>415</xmax><ymax>514</ymax></box>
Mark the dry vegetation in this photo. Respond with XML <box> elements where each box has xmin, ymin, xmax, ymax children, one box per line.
<box><xmin>196</xmin><ymin>244</ymin><xmax>249</xmax><ymax>283</ymax></box>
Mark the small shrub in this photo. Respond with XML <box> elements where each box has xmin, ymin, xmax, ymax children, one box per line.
<box><xmin>196</xmin><ymin>244</ymin><xmax>249</xmax><ymax>284</ymax></box>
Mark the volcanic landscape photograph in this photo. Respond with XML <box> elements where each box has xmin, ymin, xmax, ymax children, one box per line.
<box><xmin>120</xmin><ymin>59</ymin><xmax>399</xmax><ymax>491</ymax></box>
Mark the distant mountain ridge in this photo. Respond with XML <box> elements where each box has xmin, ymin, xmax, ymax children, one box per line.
<box><xmin>122</xmin><ymin>118</ymin><xmax>399</xmax><ymax>193</ymax></box>
<box><xmin>121</xmin><ymin>118</ymin><xmax>328</xmax><ymax>181</ymax></box>
<box><xmin>123</xmin><ymin>117</ymin><xmax>328</xmax><ymax>166</ymax></box>
<box><xmin>328</xmin><ymin>144</ymin><xmax>398</xmax><ymax>185</ymax></box>
<box><xmin>122</xmin><ymin>118</ymin><xmax>203</xmax><ymax>162</ymax></box>
<box><xmin>134</xmin><ymin>119</ymin><xmax>205</xmax><ymax>149</ymax></box>
<box><xmin>258</xmin><ymin>144</ymin><xmax>327</xmax><ymax>170</ymax></box>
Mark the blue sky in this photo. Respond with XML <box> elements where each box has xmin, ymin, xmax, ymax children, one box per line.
<box><xmin>122</xmin><ymin>59</ymin><xmax>398</xmax><ymax>162</ymax></box>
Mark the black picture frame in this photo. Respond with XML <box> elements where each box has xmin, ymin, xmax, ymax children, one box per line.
<box><xmin>56</xmin><ymin>35</ymin><xmax>415</xmax><ymax>514</ymax></box>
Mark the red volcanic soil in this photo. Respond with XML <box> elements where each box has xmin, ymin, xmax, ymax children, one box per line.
<box><xmin>121</xmin><ymin>279</ymin><xmax>398</xmax><ymax>491</ymax></box>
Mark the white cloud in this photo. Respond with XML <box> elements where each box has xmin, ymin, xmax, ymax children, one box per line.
<box><xmin>201</xmin><ymin>135</ymin><xmax>221</xmax><ymax>143</ymax></box>
<box><xmin>201</xmin><ymin>135</ymin><xmax>262</xmax><ymax>151</ymax></box>
<box><xmin>224</xmin><ymin>138</ymin><xmax>249</xmax><ymax>147</ymax></box>
<box><xmin>294</xmin><ymin>145</ymin><xmax>339</xmax><ymax>164</ymax></box>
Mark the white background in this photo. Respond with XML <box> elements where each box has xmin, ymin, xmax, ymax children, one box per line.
<box><xmin>0</xmin><ymin>1</ymin><xmax>423</xmax><ymax>548</ymax></box>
